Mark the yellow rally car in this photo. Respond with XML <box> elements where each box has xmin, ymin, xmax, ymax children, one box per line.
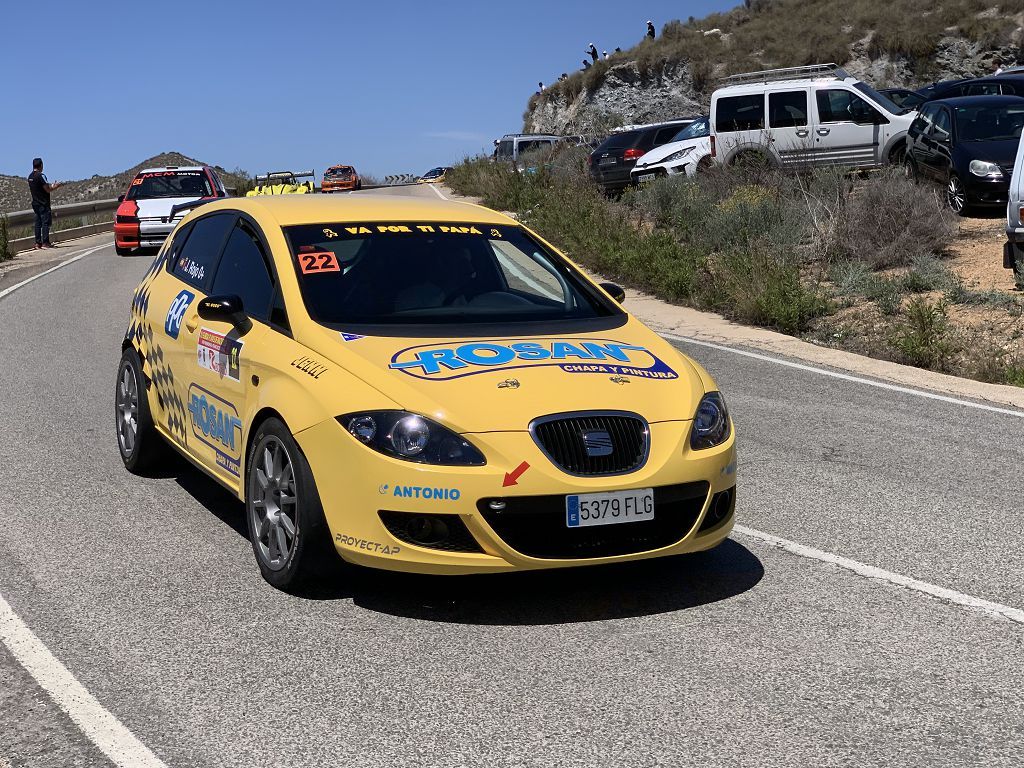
<box><xmin>116</xmin><ymin>195</ymin><xmax>736</xmax><ymax>590</ymax></box>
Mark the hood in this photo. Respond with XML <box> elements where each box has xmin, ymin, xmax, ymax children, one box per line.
<box><xmin>134</xmin><ymin>196</ymin><xmax>206</xmax><ymax>220</ymax></box>
<box><xmin>634</xmin><ymin>137</ymin><xmax>710</xmax><ymax>169</ymax></box>
<box><xmin>957</xmin><ymin>139</ymin><xmax>1020</xmax><ymax>170</ymax></box>
<box><xmin>301</xmin><ymin>319</ymin><xmax>707</xmax><ymax>433</ymax></box>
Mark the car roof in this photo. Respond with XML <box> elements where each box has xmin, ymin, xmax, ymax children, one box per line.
<box><xmin>928</xmin><ymin>94</ymin><xmax>1024</xmax><ymax>107</ymax></box>
<box><xmin>714</xmin><ymin>76</ymin><xmax>857</xmax><ymax>95</ymax></box>
<box><xmin>138</xmin><ymin>166</ymin><xmax>205</xmax><ymax>173</ymax></box>
<box><xmin>182</xmin><ymin>195</ymin><xmax>514</xmax><ymax>228</ymax></box>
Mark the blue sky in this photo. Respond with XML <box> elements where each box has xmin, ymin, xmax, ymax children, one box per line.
<box><xmin>2</xmin><ymin>0</ymin><xmax>736</xmax><ymax>181</ymax></box>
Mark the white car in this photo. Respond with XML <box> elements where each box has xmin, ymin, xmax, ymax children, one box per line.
<box><xmin>709</xmin><ymin>64</ymin><xmax>917</xmax><ymax>169</ymax></box>
<box><xmin>114</xmin><ymin>166</ymin><xmax>227</xmax><ymax>255</ymax></box>
<box><xmin>630</xmin><ymin>117</ymin><xmax>712</xmax><ymax>183</ymax></box>
<box><xmin>1004</xmin><ymin>131</ymin><xmax>1024</xmax><ymax>282</ymax></box>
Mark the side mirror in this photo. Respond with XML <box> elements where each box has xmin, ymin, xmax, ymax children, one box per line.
<box><xmin>117</xmin><ymin>194</ymin><xmax>125</xmax><ymax>202</ymax></box>
<box><xmin>600</xmin><ymin>282</ymin><xmax>626</xmax><ymax>303</ymax></box>
<box><xmin>197</xmin><ymin>294</ymin><xmax>251</xmax><ymax>334</ymax></box>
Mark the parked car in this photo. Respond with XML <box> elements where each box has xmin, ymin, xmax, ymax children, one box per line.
<box><xmin>588</xmin><ymin>119</ymin><xmax>697</xmax><ymax>193</ymax></box>
<box><xmin>1004</xmin><ymin>123</ymin><xmax>1024</xmax><ymax>281</ymax></box>
<box><xmin>709</xmin><ymin>63</ymin><xmax>916</xmax><ymax>169</ymax></box>
<box><xmin>630</xmin><ymin>116</ymin><xmax>712</xmax><ymax>183</ymax></box>
<box><xmin>114</xmin><ymin>165</ymin><xmax>227</xmax><ymax>256</ymax></box>
<box><xmin>417</xmin><ymin>167</ymin><xmax>451</xmax><ymax>183</ymax></box>
<box><xmin>918</xmin><ymin>75</ymin><xmax>1024</xmax><ymax>102</ymax></box>
<box><xmin>904</xmin><ymin>95</ymin><xmax>1024</xmax><ymax>214</ymax></box>
<box><xmin>880</xmin><ymin>87</ymin><xmax>926</xmax><ymax>110</ymax></box>
<box><xmin>246</xmin><ymin>171</ymin><xmax>316</xmax><ymax>196</ymax></box>
<box><xmin>321</xmin><ymin>165</ymin><xmax>361</xmax><ymax>193</ymax></box>
<box><xmin>493</xmin><ymin>134</ymin><xmax>563</xmax><ymax>163</ymax></box>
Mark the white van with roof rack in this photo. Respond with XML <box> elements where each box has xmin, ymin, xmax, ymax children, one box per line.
<box><xmin>709</xmin><ymin>64</ymin><xmax>917</xmax><ymax>169</ymax></box>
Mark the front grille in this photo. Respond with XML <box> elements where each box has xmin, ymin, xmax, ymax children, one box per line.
<box><xmin>531</xmin><ymin>412</ymin><xmax>648</xmax><ymax>476</ymax></box>
<box><xmin>477</xmin><ymin>482</ymin><xmax>708</xmax><ymax>559</ymax></box>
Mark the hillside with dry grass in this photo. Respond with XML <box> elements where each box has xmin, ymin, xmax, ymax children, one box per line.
<box><xmin>527</xmin><ymin>0</ymin><xmax>1023</xmax><ymax>133</ymax></box>
<box><xmin>0</xmin><ymin>152</ymin><xmax>252</xmax><ymax>214</ymax></box>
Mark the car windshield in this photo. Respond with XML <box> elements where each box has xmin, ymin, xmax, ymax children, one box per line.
<box><xmin>326</xmin><ymin>167</ymin><xmax>353</xmax><ymax>177</ymax></box>
<box><xmin>955</xmin><ymin>104</ymin><xmax>1024</xmax><ymax>142</ymax></box>
<box><xmin>853</xmin><ymin>82</ymin><xmax>910</xmax><ymax>115</ymax></box>
<box><xmin>670</xmin><ymin>117</ymin><xmax>709</xmax><ymax>141</ymax></box>
<box><xmin>284</xmin><ymin>222</ymin><xmax>619</xmax><ymax>329</ymax></box>
<box><xmin>423</xmin><ymin>167</ymin><xmax>445</xmax><ymax>177</ymax></box>
<box><xmin>495</xmin><ymin>140</ymin><xmax>514</xmax><ymax>160</ymax></box>
<box><xmin>126</xmin><ymin>171</ymin><xmax>213</xmax><ymax>200</ymax></box>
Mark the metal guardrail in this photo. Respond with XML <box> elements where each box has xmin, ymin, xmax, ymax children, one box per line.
<box><xmin>5</xmin><ymin>198</ymin><xmax>119</xmax><ymax>252</ymax></box>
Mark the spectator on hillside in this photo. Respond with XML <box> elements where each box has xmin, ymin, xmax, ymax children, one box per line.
<box><xmin>993</xmin><ymin>56</ymin><xmax>1004</xmax><ymax>74</ymax></box>
<box><xmin>560</xmin><ymin>73</ymin><xmax>568</xmax><ymax>81</ymax></box>
<box><xmin>587</xmin><ymin>43</ymin><xmax>599</xmax><ymax>62</ymax></box>
<box><xmin>537</xmin><ymin>81</ymin><xmax>544</xmax><ymax>95</ymax></box>
<box><xmin>614</xmin><ymin>46</ymin><xmax>622</xmax><ymax>53</ymax></box>
<box><xmin>603</xmin><ymin>50</ymin><xmax>609</xmax><ymax>60</ymax></box>
<box><xmin>582</xmin><ymin>59</ymin><xmax>591</xmax><ymax>70</ymax></box>
<box><xmin>27</xmin><ymin>157</ymin><xmax>63</xmax><ymax>249</ymax></box>
<box><xmin>647</xmin><ymin>20</ymin><xmax>656</xmax><ymax>39</ymax></box>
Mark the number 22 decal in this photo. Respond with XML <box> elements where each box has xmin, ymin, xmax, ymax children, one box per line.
<box><xmin>298</xmin><ymin>251</ymin><xmax>340</xmax><ymax>274</ymax></box>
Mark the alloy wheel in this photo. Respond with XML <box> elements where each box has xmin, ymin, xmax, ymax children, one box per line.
<box><xmin>116</xmin><ymin>365</ymin><xmax>139</xmax><ymax>456</ymax></box>
<box><xmin>249</xmin><ymin>436</ymin><xmax>298</xmax><ymax>572</ymax></box>
<box><xmin>946</xmin><ymin>176</ymin><xmax>966</xmax><ymax>213</ymax></box>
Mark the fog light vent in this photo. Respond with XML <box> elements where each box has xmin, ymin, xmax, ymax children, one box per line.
<box><xmin>699</xmin><ymin>487</ymin><xmax>735</xmax><ymax>532</ymax></box>
<box><xmin>378</xmin><ymin>511</ymin><xmax>483</xmax><ymax>553</ymax></box>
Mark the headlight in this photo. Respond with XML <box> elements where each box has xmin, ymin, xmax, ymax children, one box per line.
<box><xmin>969</xmin><ymin>159</ymin><xmax>1003</xmax><ymax>178</ymax></box>
<box><xmin>662</xmin><ymin>146</ymin><xmax>695</xmax><ymax>163</ymax></box>
<box><xmin>690</xmin><ymin>392</ymin><xmax>731</xmax><ymax>450</ymax></box>
<box><xmin>339</xmin><ymin>411</ymin><xmax>486</xmax><ymax>465</ymax></box>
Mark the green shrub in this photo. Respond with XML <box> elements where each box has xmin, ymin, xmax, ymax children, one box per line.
<box><xmin>902</xmin><ymin>254</ymin><xmax>952</xmax><ymax>293</ymax></box>
<box><xmin>0</xmin><ymin>214</ymin><xmax>10</xmax><ymax>262</ymax></box>
<box><xmin>892</xmin><ymin>297</ymin><xmax>956</xmax><ymax>369</ymax></box>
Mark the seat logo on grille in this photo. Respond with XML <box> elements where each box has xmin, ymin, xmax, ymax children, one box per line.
<box><xmin>582</xmin><ymin>429</ymin><xmax>614</xmax><ymax>457</ymax></box>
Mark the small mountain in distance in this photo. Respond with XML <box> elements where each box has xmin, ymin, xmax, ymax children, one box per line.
<box><xmin>0</xmin><ymin>152</ymin><xmax>251</xmax><ymax>214</ymax></box>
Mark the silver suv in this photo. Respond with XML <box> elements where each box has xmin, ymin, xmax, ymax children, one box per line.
<box><xmin>709</xmin><ymin>64</ymin><xmax>917</xmax><ymax>169</ymax></box>
<box><xmin>493</xmin><ymin>134</ymin><xmax>563</xmax><ymax>163</ymax></box>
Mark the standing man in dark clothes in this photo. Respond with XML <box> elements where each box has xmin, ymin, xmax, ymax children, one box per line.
<box><xmin>27</xmin><ymin>158</ymin><xmax>63</xmax><ymax>249</ymax></box>
<box><xmin>647</xmin><ymin>20</ymin><xmax>656</xmax><ymax>39</ymax></box>
<box><xmin>587</xmin><ymin>43</ymin><xmax>599</xmax><ymax>62</ymax></box>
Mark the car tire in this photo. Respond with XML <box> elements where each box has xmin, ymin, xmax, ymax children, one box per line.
<box><xmin>245</xmin><ymin>417</ymin><xmax>334</xmax><ymax>591</ymax></box>
<box><xmin>903</xmin><ymin>157</ymin><xmax>918</xmax><ymax>183</ymax></box>
<box><xmin>115</xmin><ymin>346</ymin><xmax>164</xmax><ymax>473</ymax></box>
<box><xmin>887</xmin><ymin>142</ymin><xmax>906</xmax><ymax>166</ymax></box>
<box><xmin>946</xmin><ymin>174</ymin><xmax>970</xmax><ymax>216</ymax></box>
<box><xmin>696</xmin><ymin>156</ymin><xmax>714</xmax><ymax>174</ymax></box>
<box><xmin>115</xmin><ymin>245</ymin><xmax>133</xmax><ymax>256</ymax></box>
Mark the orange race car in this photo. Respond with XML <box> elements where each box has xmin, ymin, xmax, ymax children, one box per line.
<box><xmin>321</xmin><ymin>165</ymin><xmax>361</xmax><ymax>193</ymax></box>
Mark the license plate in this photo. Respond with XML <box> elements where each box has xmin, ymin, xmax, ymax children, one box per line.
<box><xmin>566</xmin><ymin>488</ymin><xmax>654</xmax><ymax>528</ymax></box>
<box><xmin>599</xmin><ymin>157</ymin><xmax>617</xmax><ymax>166</ymax></box>
<box><xmin>636</xmin><ymin>173</ymin><xmax>656</xmax><ymax>182</ymax></box>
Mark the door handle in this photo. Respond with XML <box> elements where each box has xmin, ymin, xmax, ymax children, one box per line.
<box><xmin>795</xmin><ymin>129</ymin><xmax>809</xmax><ymax>138</ymax></box>
<box><xmin>816</xmin><ymin>128</ymin><xmax>831</xmax><ymax>136</ymax></box>
<box><xmin>184</xmin><ymin>313</ymin><xmax>199</xmax><ymax>333</ymax></box>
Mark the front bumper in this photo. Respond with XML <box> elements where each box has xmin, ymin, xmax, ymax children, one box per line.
<box><xmin>116</xmin><ymin>220</ymin><xmax>174</xmax><ymax>250</ymax></box>
<box><xmin>322</xmin><ymin>181</ymin><xmax>357</xmax><ymax>192</ymax></box>
<box><xmin>295</xmin><ymin>418</ymin><xmax>737</xmax><ymax>574</ymax></box>
<box><xmin>964</xmin><ymin>175</ymin><xmax>1010</xmax><ymax>206</ymax></box>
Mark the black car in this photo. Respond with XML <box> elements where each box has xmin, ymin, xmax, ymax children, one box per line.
<box><xmin>880</xmin><ymin>87</ymin><xmax>926</xmax><ymax>110</ymax></box>
<box><xmin>588</xmin><ymin>120</ymin><xmax>696</xmax><ymax>193</ymax></box>
<box><xmin>904</xmin><ymin>95</ymin><xmax>1024</xmax><ymax>214</ymax></box>
<box><xmin>919</xmin><ymin>75</ymin><xmax>1024</xmax><ymax>102</ymax></box>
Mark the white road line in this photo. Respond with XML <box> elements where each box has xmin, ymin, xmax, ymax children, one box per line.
<box><xmin>426</xmin><ymin>183</ymin><xmax>448</xmax><ymax>200</ymax></box>
<box><xmin>0</xmin><ymin>243</ymin><xmax>110</xmax><ymax>301</ymax></box>
<box><xmin>663</xmin><ymin>333</ymin><xmax>1024</xmax><ymax>419</ymax></box>
<box><xmin>734</xmin><ymin>524</ymin><xmax>1024</xmax><ymax>625</ymax></box>
<box><xmin>0</xmin><ymin>593</ymin><xmax>168</xmax><ymax>767</ymax></box>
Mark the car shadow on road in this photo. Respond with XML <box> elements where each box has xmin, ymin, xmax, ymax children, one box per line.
<box><xmin>172</xmin><ymin>462</ymin><xmax>764</xmax><ymax>625</ymax></box>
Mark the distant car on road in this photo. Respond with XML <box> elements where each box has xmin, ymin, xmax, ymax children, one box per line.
<box><xmin>630</xmin><ymin>116</ymin><xmax>712</xmax><ymax>184</ymax></box>
<box><xmin>114</xmin><ymin>165</ymin><xmax>227</xmax><ymax>257</ymax></box>
<box><xmin>904</xmin><ymin>95</ymin><xmax>1024</xmax><ymax>214</ymax></box>
<box><xmin>116</xmin><ymin>195</ymin><xmax>737</xmax><ymax>590</ymax></box>
<box><xmin>321</xmin><ymin>165</ymin><xmax>361</xmax><ymax>193</ymax></box>
<box><xmin>880</xmin><ymin>87</ymin><xmax>926</xmax><ymax>110</ymax></box>
<box><xmin>246</xmin><ymin>171</ymin><xmax>316</xmax><ymax>196</ymax></box>
<box><xmin>589</xmin><ymin>119</ymin><xmax>696</xmax><ymax>193</ymax></box>
<box><xmin>417</xmin><ymin>167</ymin><xmax>451</xmax><ymax>184</ymax></box>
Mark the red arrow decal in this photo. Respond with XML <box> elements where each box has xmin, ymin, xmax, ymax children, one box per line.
<box><xmin>502</xmin><ymin>461</ymin><xmax>530</xmax><ymax>487</ymax></box>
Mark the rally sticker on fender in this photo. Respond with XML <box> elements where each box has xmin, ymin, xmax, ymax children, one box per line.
<box><xmin>197</xmin><ymin>328</ymin><xmax>242</xmax><ymax>381</ymax></box>
<box><xmin>388</xmin><ymin>337</ymin><xmax>678</xmax><ymax>381</ymax></box>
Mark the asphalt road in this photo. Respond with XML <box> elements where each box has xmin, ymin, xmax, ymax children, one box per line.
<box><xmin>2</xmin><ymin>185</ymin><xmax>1023</xmax><ymax>767</ymax></box>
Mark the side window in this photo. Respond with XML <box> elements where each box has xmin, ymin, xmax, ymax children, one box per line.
<box><xmin>911</xmin><ymin>104</ymin><xmax>937</xmax><ymax>136</ymax></box>
<box><xmin>209</xmin><ymin>222</ymin><xmax>275</xmax><ymax>323</ymax></box>
<box><xmin>768</xmin><ymin>91</ymin><xmax>809</xmax><ymax>128</ymax></box>
<box><xmin>931</xmin><ymin>108</ymin><xmax>952</xmax><ymax>141</ymax></box>
<box><xmin>171</xmin><ymin>213</ymin><xmax>235</xmax><ymax>290</ymax></box>
<box><xmin>653</xmin><ymin>126</ymin><xmax>680</xmax><ymax>145</ymax></box>
<box><xmin>816</xmin><ymin>89</ymin><xmax>879</xmax><ymax>123</ymax></box>
<box><xmin>965</xmin><ymin>82</ymin><xmax>1000</xmax><ymax>96</ymax></box>
<box><xmin>715</xmin><ymin>95</ymin><xmax>765</xmax><ymax>132</ymax></box>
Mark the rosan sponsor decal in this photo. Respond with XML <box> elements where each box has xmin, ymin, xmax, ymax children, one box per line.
<box><xmin>388</xmin><ymin>338</ymin><xmax>677</xmax><ymax>381</ymax></box>
<box><xmin>187</xmin><ymin>384</ymin><xmax>243</xmax><ymax>476</ymax></box>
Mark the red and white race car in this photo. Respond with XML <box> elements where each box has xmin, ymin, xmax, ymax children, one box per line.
<box><xmin>114</xmin><ymin>166</ymin><xmax>227</xmax><ymax>255</ymax></box>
